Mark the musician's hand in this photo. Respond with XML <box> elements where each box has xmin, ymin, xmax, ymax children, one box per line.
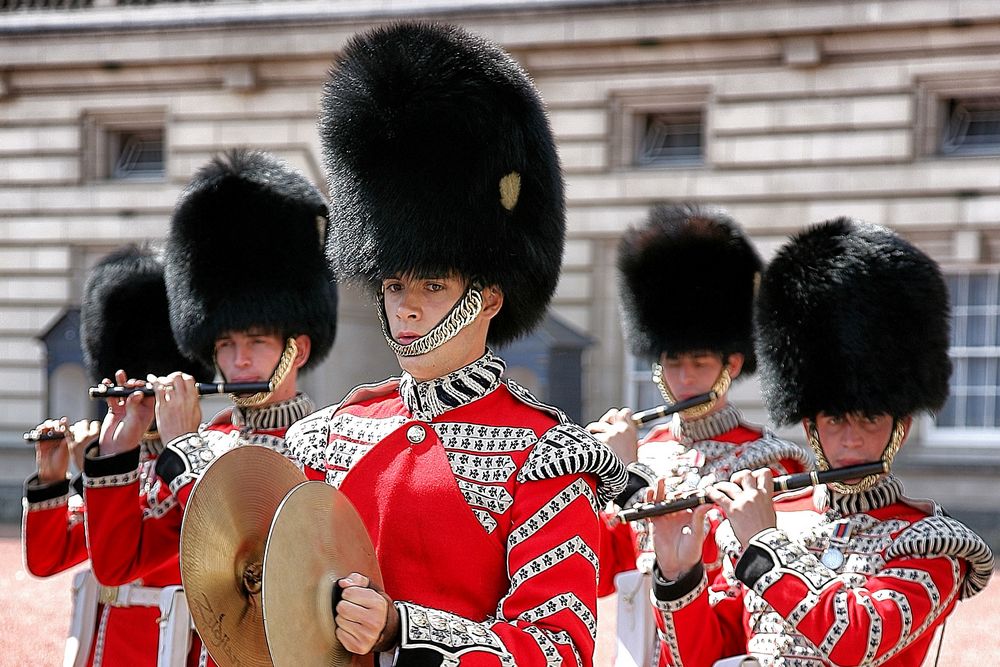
<box><xmin>151</xmin><ymin>372</ymin><xmax>202</xmax><ymax>445</ymax></box>
<box><xmin>585</xmin><ymin>408</ymin><xmax>639</xmax><ymax>465</ymax></box>
<box><xmin>99</xmin><ymin>370</ymin><xmax>155</xmax><ymax>456</ymax></box>
<box><xmin>648</xmin><ymin>477</ymin><xmax>712</xmax><ymax>580</ymax></box>
<box><xmin>334</xmin><ymin>573</ymin><xmax>399</xmax><ymax>655</ymax></box>
<box><xmin>34</xmin><ymin>418</ymin><xmax>70</xmax><ymax>484</ymax></box>
<box><xmin>66</xmin><ymin>419</ymin><xmax>99</xmax><ymax>472</ymax></box>
<box><xmin>706</xmin><ymin>468</ymin><xmax>776</xmax><ymax>549</ymax></box>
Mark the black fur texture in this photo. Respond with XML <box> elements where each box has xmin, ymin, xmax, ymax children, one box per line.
<box><xmin>617</xmin><ymin>203</ymin><xmax>763</xmax><ymax>375</ymax></box>
<box><xmin>755</xmin><ymin>217</ymin><xmax>952</xmax><ymax>424</ymax></box>
<box><xmin>81</xmin><ymin>245</ymin><xmax>213</xmax><ymax>383</ymax></box>
<box><xmin>165</xmin><ymin>149</ymin><xmax>338</xmax><ymax>370</ymax></box>
<box><xmin>319</xmin><ymin>22</ymin><xmax>565</xmax><ymax>346</ymax></box>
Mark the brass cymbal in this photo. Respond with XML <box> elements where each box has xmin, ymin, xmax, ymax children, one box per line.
<box><xmin>262</xmin><ymin>481</ymin><xmax>383</xmax><ymax>667</ymax></box>
<box><xmin>179</xmin><ymin>445</ymin><xmax>306</xmax><ymax>667</ymax></box>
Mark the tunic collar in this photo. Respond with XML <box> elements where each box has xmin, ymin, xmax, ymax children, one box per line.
<box><xmin>824</xmin><ymin>474</ymin><xmax>904</xmax><ymax>515</ymax></box>
<box><xmin>670</xmin><ymin>404</ymin><xmax>743</xmax><ymax>443</ymax></box>
<box><xmin>231</xmin><ymin>392</ymin><xmax>315</xmax><ymax>430</ymax></box>
<box><xmin>399</xmin><ymin>350</ymin><xmax>506</xmax><ymax>421</ymax></box>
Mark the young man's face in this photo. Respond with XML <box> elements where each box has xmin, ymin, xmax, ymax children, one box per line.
<box><xmin>214</xmin><ymin>329</ymin><xmax>286</xmax><ymax>384</ymax></box>
<box><xmin>381</xmin><ymin>273</ymin><xmax>501</xmax><ymax>381</ymax></box>
<box><xmin>659</xmin><ymin>351</ymin><xmax>742</xmax><ymax>402</ymax></box>
<box><xmin>808</xmin><ymin>412</ymin><xmax>910</xmax><ymax>469</ymax></box>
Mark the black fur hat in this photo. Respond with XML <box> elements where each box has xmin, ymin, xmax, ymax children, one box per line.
<box><xmin>165</xmin><ymin>149</ymin><xmax>338</xmax><ymax>370</ymax></box>
<box><xmin>80</xmin><ymin>245</ymin><xmax>213</xmax><ymax>383</ymax></box>
<box><xmin>319</xmin><ymin>22</ymin><xmax>565</xmax><ymax>346</ymax></box>
<box><xmin>755</xmin><ymin>217</ymin><xmax>952</xmax><ymax>425</ymax></box>
<box><xmin>617</xmin><ymin>203</ymin><xmax>763</xmax><ymax>374</ymax></box>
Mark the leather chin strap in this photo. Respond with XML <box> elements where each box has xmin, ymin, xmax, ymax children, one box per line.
<box><xmin>651</xmin><ymin>363</ymin><xmax>732</xmax><ymax>419</ymax></box>
<box><xmin>806</xmin><ymin>418</ymin><xmax>905</xmax><ymax>494</ymax></box>
<box><xmin>379</xmin><ymin>284</ymin><xmax>484</xmax><ymax>357</ymax></box>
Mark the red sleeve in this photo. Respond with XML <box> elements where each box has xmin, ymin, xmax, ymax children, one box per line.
<box><xmin>737</xmin><ymin>528</ymin><xmax>965</xmax><ymax>665</ymax></box>
<box><xmin>652</xmin><ymin>563</ymin><xmax>748</xmax><ymax>667</ymax></box>
<box><xmin>82</xmin><ymin>448</ymin><xmax>180</xmax><ymax>585</ymax></box>
<box><xmin>396</xmin><ymin>474</ymin><xmax>601</xmax><ymax>666</ymax></box>
<box><xmin>22</xmin><ymin>477</ymin><xmax>88</xmax><ymax>576</ymax></box>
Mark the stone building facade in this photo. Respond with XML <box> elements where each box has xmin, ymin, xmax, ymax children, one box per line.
<box><xmin>1</xmin><ymin>0</ymin><xmax>998</xmax><ymax>537</ymax></box>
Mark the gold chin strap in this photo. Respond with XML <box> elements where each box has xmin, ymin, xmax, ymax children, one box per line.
<box><xmin>651</xmin><ymin>363</ymin><xmax>732</xmax><ymax>419</ymax></box>
<box><xmin>229</xmin><ymin>338</ymin><xmax>298</xmax><ymax>409</ymax></box>
<box><xmin>806</xmin><ymin>418</ymin><xmax>905</xmax><ymax>494</ymax></box>
<box><xmin>379</xmin><ymin>285</ymin><xmax>484</xmax><ymax>357</ymax></box>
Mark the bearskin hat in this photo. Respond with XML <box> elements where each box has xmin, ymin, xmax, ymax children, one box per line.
<box><xmin>755</xmin><ymin>217</ymin><xmax>952</xmax><ymax>425</ymax></box>
<box><xmin>617</xmin><ymin>203</ymin><xmax>763</xmax><ymax>374</ymax></box>
<box><xmin>80</xmin><ymin>245</ymin><xmax>213</xmax><ymax>384</ymax></box>
<box><xmin>319</xmin><ymin>22</ymin><xmax>565</xmax><ymax>346</ymax></box>
<box><xmin>165</xmin><ymin>149</ymin><xmax>338</xmax><ymax>370</ymax></box>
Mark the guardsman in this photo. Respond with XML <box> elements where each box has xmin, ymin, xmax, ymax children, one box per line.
<box><xmin>22</xmin><ymin>244</ymin><xmax>212</xmax><ymax>666</ymax></box>
<box><xmin>649</xmin><ymin>218</ymin><xmax>994</xmax><ymax>666</ymax></box>
<box><xmin>285</xmin><ymin>22</ymin><xmax>627</xmax><ymax>666</ymax></box>
<box><xmin>82</xmin><ymin>149</ymin><xmax>337</xmax><ymax>666</ymax></box>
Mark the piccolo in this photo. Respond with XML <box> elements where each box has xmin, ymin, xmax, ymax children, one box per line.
<box><xmin>23</xmin><ymin>430</ymin><xmax>66</xmax><ymax>442</ymax></box>
<box><xmin>617</xmin><ymin>461</ymin><xmax>889</xmax><ymax>522</ymax></box>
<box><xmin>631</xmin><ymin>391</ymin><xmax>717</xmax><ymax>426</ymax></box>
<box><xmin>89</xmin><ymin>381</ymin><xmax>273</xmax><ymax>399</ymax></box>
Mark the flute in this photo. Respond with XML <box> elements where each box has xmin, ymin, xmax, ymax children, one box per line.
<box><xmin>617</xmin><ymin>460</ymin><xmax>889</xmax><ymax>522</ymax></box>
<box><xmin>631</xmin><ymin>391</ymin><xmax>717</xmax><ymax>426</ymax></box>
<box><xmin>89</xmin><ymin>381</ymin><xmax>273</xmax><ymax>399</ymax></box>
<box><xmin>23</xmin><ymin>430</ymin><xmax>66</xmax><ymax>442</ymax></box>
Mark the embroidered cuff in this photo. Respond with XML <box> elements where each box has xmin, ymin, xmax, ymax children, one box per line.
<box><xmin>738</xmin><ymin>527</ymin><xmax>838</xmax><ymax>596</ymax></box>
<box><xmin>397</xmin><ymin>601</ymin><xmax>505</xmax><ymax>662</ymax></box>
<box><xmin>652</xmin><ymin>561</ymin><xmax>705</xmax><ymax>605</ymax></box>
<box><xmin>83</xmin><ymin>442</ymin><xmax>141</xmax><ymax>480</ymax></box>
<box><xmin>734</xmin><ymin>543</ymin><xmax>775</xmax><ymax>588</ymax></box>
<box><xmin>162</xmin><ymin>433</ymin><xmax>213</xmax><ymax>495</ymax></box>
<box><xmin>24</xmin><ymin>474</ymin><xmax>70</xmax><ymax>505</ymax></box>
<box><xmin>614</xmin><ymin>467</ymin><xmax>654</xmax><ymax>508</ymax></box>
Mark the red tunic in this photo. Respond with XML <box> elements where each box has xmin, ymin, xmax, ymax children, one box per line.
<box><xmin>599</xmin><ymin>406</ymin><xmax>811</xmax><ymax>596</ymax></box>
<box><xmin>287</xmin><ymin>352</ymin><xmax>627</xmax><ymax>666</ymax></box>
<box><xmin>652</xmin><ymin>477</ymin><xmax>994</xmax><ymax>667</ymax></box>
<box><xmin>23</xmin><ymin>450</ymin><xmax>175</xmax><ymax>667</ymax></box>
<box><xmin>82</xmin><ymin>394</ymin><xmax>314</xmax><ymax>667</ymax></box>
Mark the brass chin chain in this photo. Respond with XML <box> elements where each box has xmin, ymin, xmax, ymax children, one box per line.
<box><xmin>229</xmin><ymin>338</ymin><xmax>298</xmax><ymax>409</ymax></box>
<box><xmin>380</xmin><ymin>286</ymin><xmax>484</xmax><ymax>357</ymax></box>
<box><xmin>807</xmin><ymin>418</ymin><xmax>904</xmax><ymax>494</ymax></box>
<box><xmin>651</xmin><ymin>363</ymin><xmax>731</xmax><ymax>419</ymax></box>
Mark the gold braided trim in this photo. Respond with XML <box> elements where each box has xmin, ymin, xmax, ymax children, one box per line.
<box><xmin>380</xmin><ymin>286</ymin><xmax>484</xmax><ymax>357</ymax></box>
<box><xmin>807</xmin><ymin>418</ymin><xmax>904</xmax><ymax>494</ymax></box>
<box><xmin>651</xmin><ymin>363</ymin><xmax>732</xmax><ymax>419</ymax></box>
<box><xmin>229</xmin><ymin>338</ymin><xmax>297</xmax><ymax>409</ymax></box>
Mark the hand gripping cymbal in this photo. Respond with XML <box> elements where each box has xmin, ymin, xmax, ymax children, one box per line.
<box><xmin>262</xmin><ymin>481</ymin><xmax>383</xmax><ymax>667</ymax></box>
<box><xmin>179</xmin><ymin>445</ymin><xmax>306</xmax><ymax>667</ymax></box>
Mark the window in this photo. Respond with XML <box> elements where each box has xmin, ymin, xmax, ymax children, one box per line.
<box><xmin>928</xmin><ymin>271</ymin><xmax>1000</xmax><ymax>444</ymax></box>
<box><xmin>636</xmin><ymin>110</ymin><xmax>704</xmax><ymax>166</ymax></box>
<box><xmin>939</xmin><ymin>97</ymin><xmax>1000</xmax><ymax>156</ymax></box>
<box><xmin>108</xmin><ymin>128</ymin><xmax>165</xmax><ymax>178</ymax></box>
<box><xmin>610</xmin><ymin>87</ymin><xmax>709</xmax><ymax>169</ymax></box>
<box><xmin>82</xmin><ymin>109</ymin><xmax>166</xmax><ymax>181</ymax></box>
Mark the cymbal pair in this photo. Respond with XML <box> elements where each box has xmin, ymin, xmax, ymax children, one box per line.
<box><xmin>179</xmin><ymin>446</ymin><xmax>382</xmax><ymax>667</ymax></box>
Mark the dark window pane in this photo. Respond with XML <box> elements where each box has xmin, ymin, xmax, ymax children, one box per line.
<box><xmin>936</xmin><ymin>395</ymin><xmax>957</xmax><ymax>427</ymax></box>
<box><xmin>637</xmin><ymin>111</ymin><xmax>703</xmax><ymax>166</ymax></box>
<box><xmin>109</xmin><ymin>129</ymin><xmax>164</xmax><ymax>179</ymax></box>
<box><xmin>940</xmin><ymin>97</ymin><xmax>1000</xmax><ymax>156</ymax></box>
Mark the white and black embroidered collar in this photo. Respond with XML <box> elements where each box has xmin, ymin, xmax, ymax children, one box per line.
<box><xmin>231</xmin><ymin>392</ymin><xmax>315</xmax><ymax>431</ymax></box>
<box><xmin>398</xmin><ymin>351</ymin><xmax>505</xmax><ymax>421</ymax></box>
<box><xmin>669</xmin><ymin>404</ymin><xmax>743</xmax><ymax>443</ymax></box>
<box><xmin>825</xmin><ymin>474</ymin><xmax>904</xmax><ymax>516</ymax></box>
